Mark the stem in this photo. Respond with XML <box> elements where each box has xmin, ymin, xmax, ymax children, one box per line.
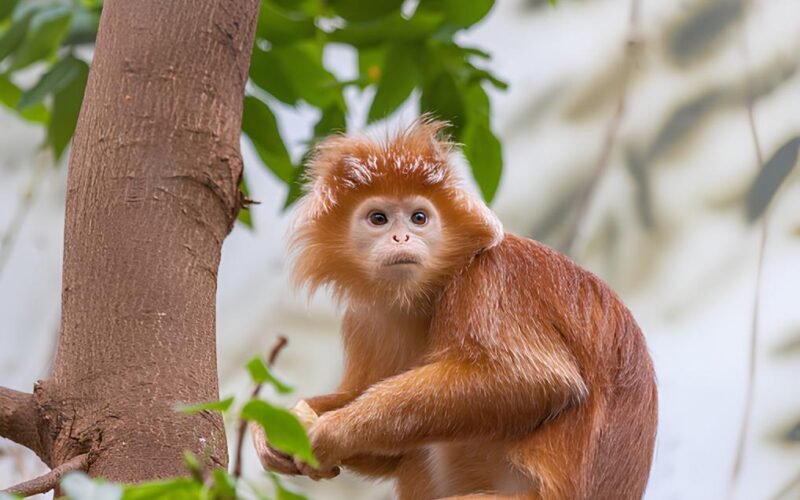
<box><xmin>232</xmin><ymin>336</ymin><xmax>288</xmax><ymax>478</ymax></box>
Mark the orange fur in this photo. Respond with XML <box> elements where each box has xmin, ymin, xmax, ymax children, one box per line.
<box><xmin>261</xmin><ymin>118</ymin><xmax>657</xmax><ymax>499</ymax></box>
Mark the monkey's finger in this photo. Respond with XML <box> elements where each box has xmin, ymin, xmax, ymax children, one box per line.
<box><xmin>250</xmin><ymin>422</ymin><xmax>302</xmax><ymax>475</ymax></box>
<box><xmin>293</xmin><ymin>458</ymin><xmax>340</xmax><ymax>481</ymax></box>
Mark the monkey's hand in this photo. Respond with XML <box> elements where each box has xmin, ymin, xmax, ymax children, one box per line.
<box><xmin>250</xmin><ymin>421</ymin><xmax>301</xmax><ymax>475</ymax></box>
<box><xmin>293</xmin><ymin>412</ymin><xmax>345</xmax><ymax>480</ymax></box>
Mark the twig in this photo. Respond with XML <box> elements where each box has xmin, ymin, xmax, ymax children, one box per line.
<box><xmin>0</xmin><ymin>152</ymin><xmax>49</xmax><ymax>280</ymax></box>
<box><xmin>565</xmin><ymin>0</ymin><xmax>642</xmax><ymax>257</ymax></box>
<box><xmin>232</xmin><ymin>336</ymin><xmax>288</xmax><ymax>478</ymax></box>
<box><xmin>1</xmin><ymin>453</ymin><xmax>89</xmax><ymax>497</ymax></box>
<box><xmin>729</xmin><ymin>1</ymin><xmax>767</xmax><ymax>496</ymax></box>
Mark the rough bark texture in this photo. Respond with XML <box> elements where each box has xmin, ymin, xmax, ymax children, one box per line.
<box><xmin>0</xmin><ymin>0</ymin><xmax>260</xmax><ymax>484</ymax></box>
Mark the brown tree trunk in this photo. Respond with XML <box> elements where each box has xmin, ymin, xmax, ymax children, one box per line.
<box><xmin>0</xmin><ymin>0</ymin><xmax>259</xmax><ymax>484</ymax></box>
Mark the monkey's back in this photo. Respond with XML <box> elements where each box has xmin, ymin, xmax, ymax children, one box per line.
<box><xmin>441</xmin><ymin>234</ymin><xmax>658</xmax><ymax>499</ymax></box>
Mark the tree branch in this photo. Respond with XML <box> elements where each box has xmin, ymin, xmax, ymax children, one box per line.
<box><xmin>0</xmin><ymin>386</ymin><xmax>43</xmax><ymax>458</ymax></box>
<box><xmin>1</xmin><ymin>453</ymin><xmax>89</xmax><ymax>497</ymax></box>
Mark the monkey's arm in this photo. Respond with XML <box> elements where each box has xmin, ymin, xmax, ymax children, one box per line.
<box><xmin>307</xmin><ymin>349</ymin><xmax>586</xmax><ymax>467</ymax></box>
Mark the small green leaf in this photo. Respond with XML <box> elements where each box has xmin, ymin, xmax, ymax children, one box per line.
<box><xmin>9</xmin><ymin>5</ymin><xmax>73</xmax><ymax>70</ymax></box>
<box><xmin>0</xmin><ymin>11</ymin><xmax>32</xmax><ymax>63</ymax></box>
<box><xmin>269</xmin><ymin>472</ymin><xmax>307</xmax><ymax>500</ymax></box>
<box><xmin>283</xmin><ymin>162</ymin><xmax>308</xmax><ymax>209</ymax></box>
<box><xmin>0</xmin><ymin>493</ymin><xmax>21</xmax><ymax>500</ymax></box>
<box><xmin>177</xmin><ymin>396</ymin><xmax>234</xmax><ymax>415</ymax></box>
<box><xmin>46</xmin><ymin>57</ymin><xmax>89</xmax><ymax>161</ymax></box>
<box><xmin>326</xmin><ymin>11</ymin><xmax>443</xmax><ymax>48</ymax></box>
<box><xmin>746</xmin><ymin>136</ymin><xmax>800</xmax><ymax>221</ymax></box>
<box><xmin>250</xmin><ymin>42</ymin><xmax>342</xmax><ymax>108</ymax></box>
<box><xmin>210</xmin><ymin>469</ymin><xmax>236</xmax><ymax>500</ymax></box>
<box><xmin>242</xmin><ymin>400</ymin><xmax>318</xmax><ymax>467</ymax></box>
<box><xmin>122</xmin><ymin>478</ymin><xmax>201</xmax><ymax>500</ymax></box>
<box><xmin>257</xmin><ymin>2</ymin><xmax>315</xmax><ymax>45</ymax></box>
<box><xmin>0</xmin><ymin>74</ymin><xmax>49</xmax><ymax>123</ymax></box>
<box><xmin>246</xmin><ymin>357</ymin><xmax>293</xmax><ymax>393</ymax></box>
<box><xmin>420</xmin><ymin>70</ymin><xmax>466</xmax><ymax>137</ymax></box>
<box><xmin>18</xmin><ymin>55</ymin><xmax>84</xmax><ymax>110</ymax></box>
<box><xmin>329</xmin><ymin>0</ymin><xmax>403</xmax><ymax>22</ymax></box>
<box><xmin>242</xmin><ymin>96</ymin><xmax>294</xmax><ymax>183</ymax></box>
<box><xmin>367</xmin><ymin>44</ymin><xmax>419</xmax><ymax>123</ymax></box>
<box><xmin>61</xmin><ymin>472</ymin><xmax>124</xmax><ymax>500</ymax></box>
<box><xmin>0</xmin><ymin>0</ymin><xmax>19</xmax><ymax>22</ymax></box>
<box><xmin>313</xmin><ymin>105</ymin><xmax>346</xmax><ymax>139</ymax></box>
<box><xmin>550</xmin><ymin>0</ymin><xmax>557</xmax><ymax>5</ymax></box>
<box><xmin>182</xmin><ymin>451</ymin><xmax>203</xmax><ymax>482</ymax></box>
<box><xmin>462</xmin><ymin>121</ymin><xmax>503</xmax><ymax>203</ymax></box>
<box><xmin>418</xmin><ymin>0</ymin><xmax>495</xmax><ymax>28</ymax></box>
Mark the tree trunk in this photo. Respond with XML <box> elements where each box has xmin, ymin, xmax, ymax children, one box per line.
<box><xmin>0</xmin><ymin>0</ymin><xmax>259</xmax><ymax>483</ymax></box>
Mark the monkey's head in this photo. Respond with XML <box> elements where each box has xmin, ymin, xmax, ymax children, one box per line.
<box><xmin>290</xmin><ymin>118</ymin><xmax>503</xmax><ymax>308</ymax></box>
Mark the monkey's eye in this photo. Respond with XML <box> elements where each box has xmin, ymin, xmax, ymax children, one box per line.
<box><xmin>411</xmin><ymin>211</ymin><xmax>428</xmax><ymax>226</ymax></box>
<box><xmin>368</xmin><ymin>211</ymin><xmax>388</xmax><ymax>226</ymax></box>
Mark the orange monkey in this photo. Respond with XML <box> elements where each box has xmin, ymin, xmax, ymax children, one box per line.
<box><xmin>253</xmin><ymin>118</ymin><xmax>657</xmax><ymax>500</ymax></box>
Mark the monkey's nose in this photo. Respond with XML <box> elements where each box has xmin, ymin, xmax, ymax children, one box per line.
<box><xmin>392</xmin><ymin>234</ymin><xmax>410</xmax><ymax>243</ymax></box>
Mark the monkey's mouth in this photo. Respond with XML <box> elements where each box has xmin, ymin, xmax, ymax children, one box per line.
<box><xmin>384</xmin><ymin>254</ymin><xmax>421</xmax><ymax>266</ymax></box>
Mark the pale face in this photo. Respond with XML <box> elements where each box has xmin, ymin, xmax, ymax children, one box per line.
<box><xmin>349</xmin><ymin>195</ymin><xmax>443</xmax><ymax>283</ymax></box>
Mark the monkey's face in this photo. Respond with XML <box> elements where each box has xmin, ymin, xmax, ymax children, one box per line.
<box><xmin>349</xmin><ymin>195</ymin><xmax>443</xmax><ymax>284</ymax></box>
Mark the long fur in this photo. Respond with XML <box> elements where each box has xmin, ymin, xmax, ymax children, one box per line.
<box><xmin>273</xmin><ymin>119</ymin><xmax>657</xmax><ymax>499</ymax></box>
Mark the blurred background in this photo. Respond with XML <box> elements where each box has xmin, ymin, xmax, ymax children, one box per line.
<box><xmin>2</xmin><ymin>0</ymin><xmax>800</xmax><ymax>498</ymax></box>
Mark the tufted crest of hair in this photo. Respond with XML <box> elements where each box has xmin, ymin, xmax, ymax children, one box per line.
<box><xmin>289</xmin><ymin>117</ymin><xmax>504</xmax><ymax>306</ymax></box>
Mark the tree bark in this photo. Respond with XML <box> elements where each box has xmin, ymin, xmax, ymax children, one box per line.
<box><xmin>0</xmin><ymin>0</ymin><xmax>259</xmax><ymax>483</ymax></box>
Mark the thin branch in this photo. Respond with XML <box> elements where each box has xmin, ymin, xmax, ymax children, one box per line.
<box><xmin>729</xmin><ymin>1</ymin><xmax>767</xmax><ymax>496</ymax></box>
<box><xmin>0</xmin><ymin>387</ymin><xmax>43</xmax><ymax>459</ymax></box>
<box><xmin>1</xmin><ymin>453</ymin><xmax>89</xmax><ymax>497</ymax></box>
<box><xmin>565</xmin><ymin>0</ymin><xmax>642</xmax><ymax>257</ymax></box>
<box><xmin>232</xmin><ymin>335</ymin><xmax>288</xmax><ymax>478</ymax></box>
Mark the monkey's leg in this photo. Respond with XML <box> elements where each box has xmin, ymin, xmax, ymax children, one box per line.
<box><xmin>394</xmin><ymin>450</ymin><xmax>438</xmax><ymax>500</ymax></box>
<box><xmin>305</xmin><ymin>390</ymin><xmax>361</xmax><ymax>414</ymax></box>
<box><xmin>343</xmin><ymin>453</ymin><xmax>403</xmax><ymax>478</ymax></box>
<box><xmin>436</xmin><ymin>494</ymin><xmax>540</xmax><ymax>500</ymax></box>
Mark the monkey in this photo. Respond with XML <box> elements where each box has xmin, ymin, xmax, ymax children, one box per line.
<box><xmin>251</xmin><ymin>118</ymin><xmax>658</xmax><ymax>500</ymax></box>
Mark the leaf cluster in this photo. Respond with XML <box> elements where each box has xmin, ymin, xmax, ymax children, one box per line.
<box><xmin>0</xmin><ymin>0</ymin><xmax>508</xmax><ymax>229</ymax></box>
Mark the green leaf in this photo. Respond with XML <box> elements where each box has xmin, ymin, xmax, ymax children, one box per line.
<box><xmin>46</xmin><ymin>57</ymin><xmax>88</xmax><ymax>161</ymax></box>
<box><xmin>122</xmin><ymin>478</ymin><xmax>201</xmax><ymax>500</ymax></box>
<box><xmin>0</xmin><ymin>0</ymin><xmax>19</xmax><ymax>22</ymax></box>
<box><xmin>329</xmin><ymin>0</ymin><xmax>403</xmax><ymax>22</ymax></box>
<box><xmin>10</xmin><ymin>5</ymin><xmax>73</xmax><ymax>70</ymax></box>
<box><xmin>0</xmin><ymin>493</ymin><xmax>21</xmax><ymax>500</ymax></box>
<box><xmin>242</xmin><ymin>400</ymin><xmax>318</xmax><ymax>467</ymax></box>
<box><xmin>367</xmin><ymin>44</ymin><xmax>419</xmax><ymax>123</ymax></box>
<box><xmin>420</xmin><ymin>70</ymin><xmax>466</xmax><ymax>137</ymax></box>
<box><xmin>269</xmin><ymin>472</ymin><xmax>307</xmax><ymax>500</ymax></box>
<box><xmin>313</xmin><ymin>105</ymin><xmax>346</xmax><ymax>138</ymax></box>
<box><xmin>61</xmin><ymin>472</ymin><xmax>124</xmax><ymax>500</ymax></box>
<box><xmin>182</xmin><ymin>451</ymin><xmax>203</xmax><ymax>482</ymax></box>
<box><xmin>257</xmin><ymin>2</ymin><xmax>315</xmax><ymax>45</ymax></box>
<box><xmin>358</xmin><ymin>46</ymin><xmax>385</xmax><ymax>86</ymax></box>
<box><xmin>326</xmin><ymin>11</ymin><xmax>443</xmax><ymax>48</ymax></box>
<box><xmin>177</xmin><ymin>396</ymin><xmax>234</xmax><ymax>415</ymax></box>
<box><xmin>0</xmin><ymin>74</ymin><xmax>49</xmax><ymax>123</ymax></box>
<box><xmin>246</xmin><ymin>357</ymin><xmax>293</xmax><ymax>393</ymax></box>
<box><xmin>462</xmin><ymin>121</ymin><xmax>503</xmax><ymax>203</ymax></box>
<box><xmin>242</xmin><ymin>96</ymin><xmax>294</xmax><ymax>183</ymax></box>
<box><xmin>0</xmin><ymin>10</ymin><xmax>32</xmax><ymax>63</ymax></box>
<box><xmin>550</xmin><ymin>0</ymin><xmax>557</xmax><ymax>5</ymax></box>
<box><xmin>210</xmin><ymin>469</ymin><xmax>237</xmax><ymax>500</ymax></box>
<box><xmin>18</xmin><ymin>55</ymin><xmax>84</xmax><ymax>110</ymax></box>
<box><xmin>746</xmin><ymin>137</ymin><xmax>800</xmax><ymax>221</ymax></box>
<box><xmin>418</xmin><ymin>0</ymin><xmax>495</xmax><ymax>28</ymax></box>
<box><xmin>250</xmin><ymin>42</ymin><xmax>342</xmax><ymax>108</ymax></box>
